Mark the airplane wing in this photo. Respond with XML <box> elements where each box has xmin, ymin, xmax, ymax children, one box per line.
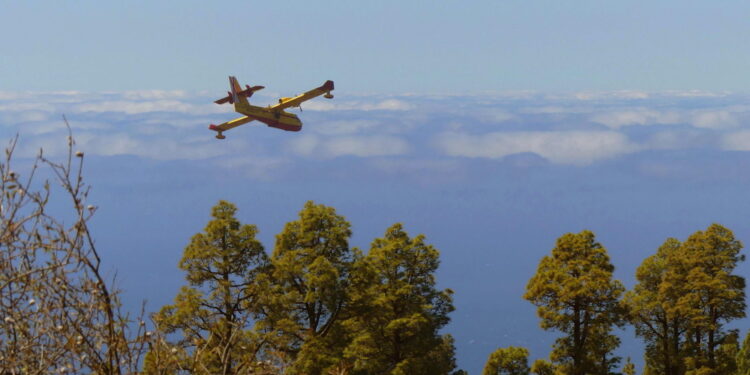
<box><xmin>270</xmin><ymin>80</ymin><xmax>334</xmax><ymax>111</ymax></box>
<box><xmin>209</xmin><ymin>116</ymin><xmax>255</xmax><ymax>133</ymax></box>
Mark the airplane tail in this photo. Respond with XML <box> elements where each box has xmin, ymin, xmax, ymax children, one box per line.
<box><xmin>214</xmin><ymin>76</ymin><xmax>264</xmax><ymax>106</ymax></box>
<box><xmin>229</xmin><ymin>76</ymin><xmax>250</xmax><ymax>108</ymax></box>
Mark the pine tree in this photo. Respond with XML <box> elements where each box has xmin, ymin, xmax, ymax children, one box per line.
<box><xmin>261</xmin><ymin>201</ymin><xmax>354</xmax><ymax>375</ymax></box>
<box><xmin>676</xmin><ymin>224</ymin><xmax>745</xmax><ymax>372</ymax></box>
<box><xmin>148</xmin><ymin>200</ymin><xmax>269</xmax><ymax>375</ymax></box>
<box><xmin>627</xmin><ymin>224</ymin><xmax>745</xmax><ymax>375</ymax></box>
<box><xmin>530</xmin><ymin>359</ymin><xmax>555</xmax><ymax>375</ymax></box>
<box><xmin>524</xmin><ymin>230</ymin><xmax>625</xmax><ymax>375</ymax></box>
<box><xmin>343</xmin><ymin>223</ymin><xmax>456</xmax><ymax>375</ymax></box>
<box><xmin>483</xmin><ymin>346</ymin><xmax>530</xmax><ymax>375</ymax></box>
<box><xmin>587</xmin><ymin>325</ymin><xmax>622</xmax><ymax>374</ymax></box>
<box><xmin>715</xmin><ymin>330</ymin><xmax>739</xmax><ymax>375</ymax></box>
<box><xmin>624</xmin><ymin>238</ymin><xmax>688</xmax><ymax>375</ymax></box>
<box><xmin>736</xmin><ymin>330</ymin><xmax>750</xmax><ymax>375</ymax></box>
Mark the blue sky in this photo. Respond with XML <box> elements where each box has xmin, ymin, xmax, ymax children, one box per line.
<box><xmin>3</xmin><ymin>1</ymin><xmax>750</xmax><ymax>92</ymax></box>
<box><xmin>3</xmin><ymin>2</ymin><xmax>750</xmax><ymax>374</ymax></box>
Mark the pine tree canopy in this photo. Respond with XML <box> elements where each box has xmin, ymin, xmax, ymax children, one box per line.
<box><xmin>524</xmin><ymin>230</ymin><xmax>625</xmax><ymax>375</ymax></box>
<box><xmin>149</xmin><ymin>200</ymin><xmax>269</xmax><ymax>375</ymax></box>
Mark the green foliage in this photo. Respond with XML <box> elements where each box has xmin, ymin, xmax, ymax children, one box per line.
<box><xmin>524</xmin><ymin>230</ymin><xmax>625</xmax><ymax>375</ymax></box>
<box><xmin>624</xmin><ymin>237</ymin><xmax>687</xmax><ymax>375</ymax></box>
<box><xmin>483</xmin><ymin>346</ymin><xmax>530</xmax><ymax>375</ymax></box>
<box><xmin>261</xmin><ymin>201</ymin><xmax>354</xmax><ymax>374</ymax></box>
<box><xmin>714</xmin><ymin>330</ymin><xmax>739</xmax><ymax>375</ymax></box>
<box><xmin>626</xmin><ymin>224</ymin><xmax>745</xmax><ymax>375</ymax></box>
<box><xmin>587</xmin><ymin>325</ymin><xmax>623</xmax><ymax>374</ymax></box>
<box><xmin>677</xmin><ymin>224</ymin><xmax>745</xmax><ymax>371</ymax></box>
<box><xmin>531</xmin><ymin>359</ymin><xmax>556</xmax><ymax>375</ymax></box>
<box><xmin>735</xmin><ymin>332</ymin><xmax>750</xmax><ymax>375</ymax></box>
<box><xmin>148</xmin><ymin>200</ymin><xmax>269</xmax><ymax>374</ymax></box>
<box><xmin>623</xmin><ymin>357</ymin><xmax>636</xmax><ymax>375</ymax></box>
<box><xmin>737</xmin><ymin>331</ymin><xmax>750</xmax><ymax>375</ymax></box>
<box><xmin>343</xmin><ymin>223</ymin><xmax>457</xmax><ymax>375</ymax></box>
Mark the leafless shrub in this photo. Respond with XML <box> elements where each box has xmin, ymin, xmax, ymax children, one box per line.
<box><xmin>0</xmin><ymin>125</ymin><xmax>149</xmax><ymax>374</ymax></box>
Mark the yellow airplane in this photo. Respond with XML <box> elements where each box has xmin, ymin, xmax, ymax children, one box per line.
<box><xmin>209</xmin><ymin>76</ymin><xmax>334</xmax><ymax>139</ymax></box>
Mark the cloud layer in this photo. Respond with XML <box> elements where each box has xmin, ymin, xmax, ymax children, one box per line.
<box><xmin>1</xmin><ymin>90</ymin><xmax>750</xmax><ymax>173</ymax></box>
<box><xmin>435</xmin><ymin>131</ymin><xmax>636</xmax><ymax>165</ymax></box>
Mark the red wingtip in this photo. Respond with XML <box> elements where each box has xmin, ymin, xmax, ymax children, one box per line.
<box><xmin>322</xmin><ymin>80</ymin><xmax>334</xmax><ymax>91</ymax></box>
<box><xmin>208</xmin><ymin>124</ymin><xmax>218</xmax><ymax>131</ymax></box>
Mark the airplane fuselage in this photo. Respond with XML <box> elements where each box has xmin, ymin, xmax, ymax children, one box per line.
<box><xmin>237</xmin><ymin>103</ymin><xmax>302</xmax><ymax>131</ymax></box>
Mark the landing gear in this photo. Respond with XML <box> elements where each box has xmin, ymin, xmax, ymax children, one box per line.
<box><xmin>215</xmin><ymin>132</ymin><xmax>226</xmax><ymax>140</ymax></box>
<box><xmin>324</xmin><ymin>92</ymin><xmax>334</xmax><ymax>99</ymax></box>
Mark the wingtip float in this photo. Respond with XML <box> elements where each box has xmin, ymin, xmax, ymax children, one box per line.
<box><xmin>208</xmin><ymin>76</ymin><xmax>334</xmax><ymax>140</ymax></box>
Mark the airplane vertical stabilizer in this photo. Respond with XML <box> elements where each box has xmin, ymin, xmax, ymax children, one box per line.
<box><xmin>228</xmin><ymin>76</ymin><xmax>250</xmax><ymax>108</ymax></box>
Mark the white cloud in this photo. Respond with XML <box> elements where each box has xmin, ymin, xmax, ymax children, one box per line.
<box><xmin>721</xmin><ymin>131</ymin><xmax>750</xmax><ymax>151</ymax></box>
<box><xmin>573</xmin><ymin>91</ymin><xmax>650</xmax><ymax>101</ymax></box>
<box><xmin>476</xmin><ymin>109</ymin><xmax>514</xmax><ymax>123</ymax></box>
<box><xmin>302</xmin><ymin>99</ymin><xmax>414</xmax><ymax>112</ymax></box>
<box><xmin>311</xmin><ymin>120</ymin><xmax>381</xmax><ymax>135</ymax></box>
<box><xmin>592</xmin><ymin>108</ymin><xmax>743</xmax><ymax>130</ymax></box>
<box><xmin>591</xmin><ymin>109</ymin><xmax>681</xmax><ymax>128</ymax></box>
<box><xmin>19</xmin><ymin>132</ymin><xmax>242</xmax><ymax>161</ymax></box>
<box><xmin>402</xmin><ymin>90</ymin><xmax>538</xmax><ymax>100</ymax></box>
<box><xmin>288</xmin><ymin>135</ymin><xmax>409</xmax><ymax>158</ymax></box>
<box><xmin>363</xmin><ymin>99</ymin><xmax>414</xmax><ymax>111</ymax></box>
<box><xmin>73</xmin><ymin>100</ymin><xmax>194</xmax><ymax>114</ymax></box>
<box><xmin>71</xmin><ymin>98</ymin><xmax>231</xmax><ymax>115</ymax></box>
<box><xmin>565</xmin><ymin>90</ymin><xmax>730</xmax><ymax>101</ymax></box>
<box><xmin>665</xmin><ymin>90</ymin><xmax>730</xmax><ymax>98</ymax></box>
<box><xmin>519</xmin><ymin>106</ymin><xmax>596</xmax><ymax>115</ymax></box>
<box><xmin>136</xmin><ymin>116</ymin><xmax>225</xmax><ymax>131</ymax></box>
<box><xmin>80</xmin><ymin>133</ymin><xmax>143</xmax><ymax>156</ymax></box>
<box><xmin>0</xmin><ymin>111</ymin><xmax>49</xmax><ymax>124</ymax></box>
<box><xmin>689</xmin><ymin>110</ymin><xmax>738</xmax><ymax>129</ymax></box>
<box><xmin>3</xmin><ymin>90</ymin><xmax>750</xmax><ymax>167</ymax></box>
<box><xmin>434</xmin><ymin>131</ymin><xmax>636</xmax><ymax>165</ymax></box>
<box><xmin>19</xmin><ymin>133</ymin><xmax>141</xmax><ymax>159</ymax></box>
<box><xmin>0</xmin><ymin>92</ymin><xmax>32</xmax><ymax>100</ymax></box>
<box><xmin>121</xmin><ymin>90</ymin><xmax>189</xmax><ymax>100</ymax></box>
<box><xmin>0</xmin><ymin>102</ymin><xmax>57</xmax><ymax>112</ymax></box>
<box><xmin>299</xmin><ymin>101</ymin><xmax>337</xmax><ymax>111</ymax></box>
<box><xmin>18</xmin><ymin>120</ymin><xmax>111</xmax><ymax>136</ymax></box>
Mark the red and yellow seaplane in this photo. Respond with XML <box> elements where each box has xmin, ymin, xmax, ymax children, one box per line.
<box><xmin>208</xmin><ymin>76</ymin><xmax>334</xmax><ymax>139</ymax></box>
